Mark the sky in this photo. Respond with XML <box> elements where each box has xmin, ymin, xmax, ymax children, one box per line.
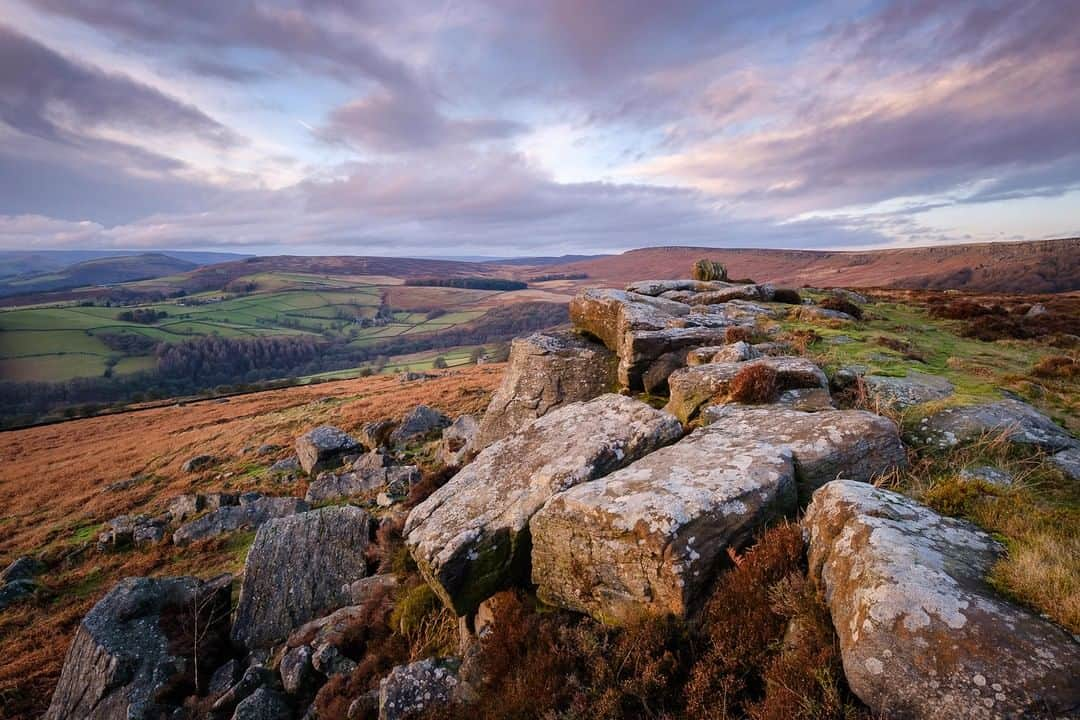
<box><xmin>0</xmin><ymin>0</ymin><xmax>1078</xmax><ymax>257</ymax></box>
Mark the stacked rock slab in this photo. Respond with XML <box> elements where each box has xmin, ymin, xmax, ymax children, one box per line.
<box><xmin>804</xmin><ymin>480</ymin><xmax>1080</xmax><ymax>719</ymax></box>
<box><xmin>474</xmin><ymin>330</ymin><xmax>616</xmax><ymax>450</ymax></box>
<box><xmin>531</xmin><ymin>428</ymin><xmax>796</xmax><ymax>622</ymax></box>
<box><xmin>405</xmin><ymin>394</ymin><xmax>683</xmax><ymax>616</ymax></box>
<box><xmin>702</xmin><ymin>405</ymin><xmax>906</xmax><ymax>500</ymax></box>
<box><xmin>46</xmin><ymin>575</ymin><xmax>232</xmax><ymax>720</ymax></box>
<box><xmin>232</xmin><ymin>505</ymin><xmax>371</xmax><ymax>650</ymax></box>
<box><xmin>665</xmin><ymin>356</ymin><xmax>829</xmax><ymax>423</ymax></box>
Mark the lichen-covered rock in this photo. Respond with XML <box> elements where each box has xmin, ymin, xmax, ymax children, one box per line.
<box><xmin>232</xmin><ymin>506</ymin><xmax>371</xmax><ymax>650</ymax></box>
<box><xmin>665</xmin><ymin>356</ymin><xmax>829</xmax><ymax>423</ymax></box>
<box><xmin>389</xmin><ymin>405</ymin><xmax>452</xmax><ymax>447</ymax></box>
<box><xmin>641</xmin><ymin>349</ymin><xmax>689</xmax><ymax>394</ymax></box>
<box><xmin>231</xmin><ymin>687</ymin><xmax>292</xmax><ymax>720</ymax></box>
<box><xmin>357</xmin><ymin>420</ymin><xmax>397</xmax><ymax>451</ymax></box>
<box><xmin>703</xmin><ymin>405</ymin><xmax>906</xmax><ymax>500</ymax></box>
<box><xmin>625</xmin><ymin>279</ymin><xmax>732</xmax><ymax>296</ymax></box>
<box><xmin>439</xmin><ymin>414</ymin><xmax>479</xmax><ymax>467</ymax></box>
<box><xmin>378</xmin><ymin>658</ymin><xmax>461</xmax><ymax>720</ymax></box>
<box><xmin>304</xmin><ymin>465</ymin><xmax>420</xmax><ymax>504</ymax></box>
<box><xmin>167</xmin><ymin>492</ymin><xmax>239</xmax><ymax>523</ymax></box>
<box><xmin>912</xmin><ymin>399</ymin><xmax>1079</xmax><ymax>451</ymax></box>
<box><xmin>45</xmin><ymin>575</ymin><xmax>232</xmax><ymax>720</ymax></box>
<box><xmin>775</xmin><ymin>387</ymin><xmax>836</xmax><ymax>412</ymax></box>
<box><xmin>211</xmin><ymin>665</ymin><xmax>277</xmax><ymax>718</ymax></box>
<box><xmin>789</xmin><ymin>305</ymin><xmax>854</xmax><ymax>322</ymax></box>
<box><xmin>405</xmin><ymin>394</ymin><xmax>683</xmax><ymax>616</ymax></box>
<box><xmin>686</xmin><ymin>341</ymin><xmax>759</xmax><ymax>366</ymax></box>
<box><xmin>959</xmin><ymin>465</ymin><xmax>1013</xmax><ymax>487</ymax></box>
<box><xmin>1050</xmin><ymin>447</ymin><xmax>1080</xmax><ymax>481</ymax></box>
<box><xmin>863</xmin><ymin>372</ymin><xmax>954</xmax><ymax>410</ymax></box>
<box><xmin>0</xmin><ymin>556</ymin><xmax>41</xmax><ymax>610</ymax></box>
<box><xmin>803</xmin><ymin>480</ymin><xmax>1080</xmax><ymax>719</ymax></box>
<box><xmin>97</xmin><ymin>514</ymin><xmax>167</xmax><ymax>549</ymax></box>
<box><xmin>683</xmin><ymin>284</ymin><xmax>770</xmax><ymax>305</ymax></box>
<box><xmin>296</xmin><ymin>426</ymin><xmax>360</xmax><ymax>475</ymax></box>
<box><xmin>181</xmin><ymin>454</ymin><xmax>217</xmax><ymax>473</ymax></box>
<box><xmin>532</xmin><ymin>429</ymin><xmax>796</xmax><ymax>622</ymax></box>
<box><xmin>474</xmin><ymin>331</ymin><xmax>616</xmax><ymax>449</ymax></box>
<box><xmin>173</xmin><ymin>496</ymin><xmax>308</xmax><ymax>546</ymax></box>
<box><xmin>342</xmin><ymin>574</ymin><xmax>398</xmax><ymax>605</ymax></box>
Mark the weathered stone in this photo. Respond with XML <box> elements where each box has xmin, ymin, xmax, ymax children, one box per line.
<box><xmin>211</xmin><ymin>665</ymin><xmax>277</xmax><ymax>718</ymax></box>
<box><xmin>231</xmin><ymin>687</ymin><xmax>291</xmax><ymax>720</ymax></box>
<box><xmin>1026</xmin><ymin>303</ymin><xmax>1048</xmax><ymax>318</ymax></box>
<box><xmin>280</xmin><ymin>645</ymin><xmax>317</xmax><ymax>696</ymax></box>
<box><xmin>256</xmin><ymin>444</ymin><xmax>282</xmax><ymax>456</ymax></box>
<box><xmin>686</xmin><ymin>341</ymin><xmax>759</xmax><ymax>366</ymax></box>
<box><xmin>357</xmin><ymin>420</ymin><xmax>397</xmax><ymax>451</ymax></box>
<box><xmin>296</xmin><ymin>426</ymin><xmax>360</xmax><ymax>475</ymax></box>
<box><xmin>684</xmin><ymin>284</ymin><xmax>769</xmax><ymax>305</ymax></box>
<box><xmin>642</xmin><ymin>349</ymin><xmax>689</xmax><ymax>394</ymax></box>
<box><xmin>625</xmin><ymin>279</ymin><xmax>731</xmax><ymax>296</ymax></box>
<box><xmin>405</xmin><ymin>394</ymin><xmax>683</xmax><ymax>616</ymax></box>
<box><xmin>665</xmin><ymin>356</ymin><xmax>829</xmax><ymax>423</ymax></box>
<box><xmin>475</xmin><ymin>331</ymin><xmax>616</xmax><ymax>449</ymax></box>
<box><xmin>233</xmin><ymin>506</ymin><xmax>371</xmax><ymax>650</ymax></box>
<box><xmin>702</xmin><ymin>405</ymin><xmax>906</xmax><ymax>500</ymax></box>
<box><xmin>390</xmin><ymin>405</ymin><xmax>452</xmax><ymax>447</ymax></box>
<box><xmin>45</xmin><ymin>575</ymin><xmax>232</xmax><ymax>720</ymax></box>
<box><xmin>830</xmin><ymin>288</ymin><xmax>869</xmax><ymax>305</ymax></box>
<box><xmin>0</xmin><ymin>578</ymin><xmax>35</xmax><ymax>609</ymax></box>
<box><xmin>97</xmin><ymin>514</ymin><xmax>166</xmax><ymax>549</ymax></box>
<box><xmin>789</xmin><ymin>305</ymin><xmax>854</xmax><ymax>322</ymax></box>
<box><xmin>863</xmin><ymin>372</ymin><xmax>955</xmax><ymax>410</ymax></box>
<box><xmin>775</xmin><ymin>387</ymin><xmax>836</xmax><ymax>412</ymax></box>
<box><xmin>913</xmin><ymin>399</ymin><xmax>1079</xmax><ymax>451</ymax></box>
<box><xmin>379</xmin><ymin>658</ymin><xmax>461</xmax><ymax>720</ymax></box>
<box><xmin>803</xmin><ymin>480</ymin><xmax>1080</xmax><ymax>719</ymax></box>
<box><xmin>304</xmin><ymin>465</ymin><xmax>421</xmax><ymax>504</ymax></box>
<box><xmin>173</xmin><ymin>496</ymin><xmax>309</xmax><ymax>546</ymax></box>
<box><xmin>269</xmin><ymin>457</ymin><xmax>301</xmax><ymax>475</ymax></box>
<box><xmin>181</xmin><ymin>454</ymin><xmax>217</xmax><ymax>473</ymax></box>
<box><xmin>532</xmin><ymin>428</ymin><xmax>796</xmax><ymax>622</ymax></box>
<box><xmin>208</xmin><ymin>659</ymin><xmax>242</xmax><ymax>696</ymax></box>
<box><xmin>1050</xmin><ymin>447</ymin><xmax>1080</xmax><ymax>481</ymax></box>
<box><xmin>342</xmin><ymin>574</ymin><xmax>399</xmax><ymax>605</ymax></box>
<box><xmin>132</xmin><ymin>520</ymin><xmax>166</xmax><ymax>545</ymax></box>
<box><xmin>2</xmin><ymin>555</ymin><xmax>43</xmax><ymax>584</ymax></box>
<box><xmin>312</xmin><ymin>643</ymin><xmax>357</xmax><ymax>676</ymax></box>
<box><xmin>440</xmin><ymin>414</ymin><xmax>479</xmax><ymax>467</ymax></box>
<box><xmin>959</xmin><ymin>465</ymin><xmax>1014</xmax><ymax>487</ymax></box>
<box><xmin>352</xmin><ymin>450</ymin><xmax>392</xmax><ymax>472</ymax></box>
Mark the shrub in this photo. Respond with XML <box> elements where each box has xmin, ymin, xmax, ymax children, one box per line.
<box><xmin>729</xmin><ymin>363</ymin><xmax>779</xmax><ymax>404</ymax></box>
<box><xmin>1032</xmin><ymin>355</ymin><xmax>1079</xmax><ymax>379</ymax></box>
<box><xmin>692</xmin><ymin>259</ymin><xmax>728</xmax><ymax>282</ymax></box>
<box><xmin>771</xmin><ymin>288</ymin><xmax>802</xmax><ymax>305</ymax></box>
<box><xmin>817</xmin><ymin>296</ymin><xmax>863</xmax><ymax>319</ymax></box>
<box><xmin>783</xmin><ymin>329</ymin><xmax>821</xmax><ymax>354</ymax></box>
<box><xmin>432</xmin><ymin>356</ymin><xmax>448</xmax><ymax>369</ymax></box>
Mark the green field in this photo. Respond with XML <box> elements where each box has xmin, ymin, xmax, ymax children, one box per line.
<box><xmin>0</xmin><ymin>272</ymin><xmax>497</xmax><ymax>382</ymax></box>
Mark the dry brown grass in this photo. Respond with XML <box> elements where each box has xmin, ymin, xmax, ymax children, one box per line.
<box><xmin>1033</xmin><ymin>355</ymin><xmax>1079</xmax><ymax>379</ymax></box>
<box><xmin>728</xmin><ymin>364</ymin><xmax>780</xmax><ymax>404</ymax></box>
<box><xmin>0</xmin><ymin>365</ymin><xmax>502</xmax><ymax>719</ymax></box>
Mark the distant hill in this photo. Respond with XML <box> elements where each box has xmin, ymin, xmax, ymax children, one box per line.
<box><xmin>0</xmin><ymin>250</ymin><xmax>248</xmax><ymax>280</ymax></box>
<box><xmin>537</xmin><ymin>238</ymin><xmax>1080</xmax><ymax>293</ymax></box>
<box><xmin>0</xmin><ymin>253</ymin><xmax>198</xmax><ymax>297</ymax></box>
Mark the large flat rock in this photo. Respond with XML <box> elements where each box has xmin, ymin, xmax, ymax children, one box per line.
<box><xmin>911</xmin><ymin>399</ymin><xmax>1079</xmax><ymax>452</ymax></box>
<box><xmin>474</xmin><ymin>330</ymin><xmax>616</xmax><ymax>449</ymax></box>
<box><xmin>804</xmin><ymin>480</ymin><xmax>1080</xmax><ymax>719</ymax></box>
<box><xmin>703</xmin><ymin>405</ymin><xmax>906</xmax><ymax>500</ymax></box>
<box><xmin>404</xmin><ymin>394</ymin><xmax>683</xmax><ymax>616</ymax></box>
<box><xmin>232</xmin><ymin>506</ymin><xmax>371</xmax><ymax>650</ymax></box>
<box><xmin>531</xmin><ymin>429</ymin><xmax>796</xmax><ymax>622</ymax></box>
<box><xmin>665</xmin><ymin>356</ymin><xmax>828</xmax><ymax>423</ymax></box>
<box><xmin>863</xmin><ymin>371</ymin><xmax>954</xmax><ymax>410</ymax></box>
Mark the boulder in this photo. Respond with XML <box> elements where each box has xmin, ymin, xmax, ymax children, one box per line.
<box><xmin>181</xmin><ymin>454</ymin><xmax>217</xmax><ymax>473</ymax></box>
<box><xmin>532</xmin><ymin>428</ymin><xmax>796</xmax><ymax>622</ymax></box>
<box><xmin>625</xmin><ymin>279</ymin><xmax>730</xmax><ymax>296</ymax></box>
<box><xmin>405</xmin><ymin>394</ymin><xmax>683</xmax><ymax>616</ymax></box>
<box><xmin>231</xmin><ymin>687</ymin><xmax>291</xmax><ymax>720</ymax></box>
<box><xmin>352</xmin><ymin>450</ymin><xmax>392</xmax><ymax>472</ymax></box>
<box><xmin>269</xmin><ymin>457</ymin><xmax>301</xmax><ymax>475</ymax></box>
<box><xmin>304</xmin><ymin>466</ymin><xmax>420</xmax><ymax>504</ymax></box>
<box><xmin>0</xmin><ymin>557</ymin><xmax>41</xmax><ymax>610</ymax></box>
<box><xmin>912</xmin><ymin>399</ymin><xmax>1079</xmax><ymax>451</ymax></box>
<box><xmin>211</xmin><ymin>665</ymin><xmax>277</xmax><ymax>718</ymax></box>
<box><xmin>280</xmin><ymin>644</ymin><xmax>317</xmax><ymax>696</ymax></box>
<box><xmin>233</xmin><ymin>506</ymin><xmax>372</xmax><ymax>650</ymax></box>
<box><xmin>959</xmin><ymin>465</ymin><xmax>1014</xmax><ymax>487</ymax></box>
<box><xmin>45</xmin><ymin>575</ymin><xmax>232</xmax><ymax>720</ymax></box>
<box><xmin>702</xmin><ymin>405</ymin><xmax>906</xmax><ymax>500</ymax></box>
<box><xmin>342</xmin><ymin>574</ymin><xmax>399</xmax><ymax>605</ymax></box>
<box><xmin>1050</xmin><ymin>447</ymin><xmax>1080</xmax><ymax>481</ymax></box>
<box><xmin>296</xmin><ymin>426</ymin><xmax>360</xmax><ymax>475</ymax></box>
<box><xmin>357</xmin><ymin>420</ymin><xmax>397</xmax><ymax>450</ymax></box>
<box><xmin>803</xmin><ymin>480</ymin><xmax>1080</xmax><ymax>719</ymax></box>
<box><xmin>775</xmin><ymin>387</ymin><xmax>836</xmax><ymax>412</ymax></box>
<box><xmin>686</xmin><ymin>341</ymin><xmax>759</xmax><ymax>366</ymax></box>
<box><xmin>863</xmin><ymin>372</ymin><xmax>955</xmax><ymax>410</ymax></box>
<box><xmin>474</xmin><ymin>331</ymin><xmax>616</xmax><ymax>449</ymax></box>
<box><xmin>173</xmin><ymin>496</ymin><xmax>309</xmax><ymax>546</ymax></box>
<box><xmin>390</xmin><ymin>405</ymin><xmax>452</xmax><ymax>447</ymax></box>
<box><xmin>789</xmin><ymin>305</ymin><xmax>854</xmax><ymax>322</ymax></box>
<box><xmin>665</xmin><ymin>356</ymin><xmax>829</xmax><ymax>423</ymax></box>
<box><xmin>378</xmin><ymin>658</ymin><xmax>461</xmax><ymax>720</ymax></box>
<box><xmin>97</xmin><ymin>514</ymin><xmax>167</xmax><ymax>549</ymax></box>
<box><xmin>641</xmin><ymin>349</ymin><xmax>689</xmax><ymax>394</ymax></box>
<box><xmin>683</xmin><ymin>285</ymin><xmax>769</xmax><ymax>305</ymax></box>
<box><xmin>440</xmin><ymin>414</ymin><xmax>479</xmax><ymax>467</ymax></box>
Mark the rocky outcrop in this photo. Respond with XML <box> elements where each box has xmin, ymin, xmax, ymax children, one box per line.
<box><xmin>803</xmin><ymin>480</ymin><xmax>1080</xmax><ymax>719</ymax></box>
<box><xmin>389</xmin><ymin>405</ymin><xmax>452</xmax><ymax>447</ymax></box>
<box><xmin>686</xmin><ymin>341</ymin><xmax>759</xmax><ymax>366</ymax></box>
<box><xmin>440</xmin><ymin>414</ymin><xmax>479</xmax><ymax>467</ymax></box>
<box><xmin>233</xmin><ymin>506</ymin><xmax>371</xmax><ymax>650</ymax></box>
<box><xmin>357</xmin><ymin>420</ymin><xmax>397</xmax><ymax>451</ymax></box>
<box><xmin>0</xmin><ymin>556</ymin><xmax>42</xmax><ymax>610</ymax></box>
<box><xmin>181</xmin><ymin>454</ymin><xmax>217</xmax><ymax>473</ymax></box>
<box><xmin>1050</xmin><ymin>447</ymin><xmax>1080</xmax><ymax>481</ymax></box>
<box><xmin>379</xmin><ymin>658</ymin><xmax>461</xmax><ymax>720</ymax></box>
<box><xmin>296</xmin><ymin>426</ymin><xmax>360</xmax><ymax>475</ymax></box>
<box><xmin>45</xmin><ymin>575</ymin><xmax>232</xmax><ymax>720</ymax></box>
<box><xmin>665</xmin><ymin>356</ymin><xmax>829</xmax><ymax>423</ymax></box>
<box><xmin>702</xmin><ymin>405</ymin><xmax>906</xmax><ymax>499</ymax></box>
<box><xmin>474</xmin><ymin>331</ymin><xmax>616</xmax><ymax>449</ymax></box>
<box><xmin>97</xmin><ymin>514</ymin><xmax>167</xmax><ymax>549</ymax></box>
<box><xmin>912</xmin><ymin>399</ymin><xmax>1079</xmax><ymax>451</ymax></box>
<box><xmin>405</xmin><ymin>394</ymin><xmax>683</xmax><ymax>616</ymax></box>
<box><xmin>532</xmin><ymin>428</ymin><xmax>796</xmax><ymax>622</ymax></box>
<box><xmin>173</xmin><ymin>495</ymin><xmax>308</xmax><ymax>546</ymax></box>
<box><xmin>305</xmin><ymin>465</ymin><xmax>420</xmax><ymax>504</ymax></box>
<box><xmin>167</xmin><ymin>492</ymin><xmax>238</xmax><ymax>523</ymax></box>
<box><xmin>231</xmin><ymin>687</ymin><xmax>291</xmax><ymax>720</ymax></box>
<box><xmin>863</xmin><ymin>371</ymin><xmax>955</xmax><ymax>410</ymax></box>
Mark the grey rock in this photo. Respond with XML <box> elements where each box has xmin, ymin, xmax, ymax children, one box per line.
<box><xmin>357</xmin><ymin>420</ymin><xmax>397</xmax><ymax>451</ymax></box>
<box><xmin>789</xmin><ymin>305</ymin><xmax>854</xmax><ymax>322</ymax></box>
<box><xmin>280</xmin><ymin>645</ymin><xmax>316</xmax><ymax>696</ymax></box>
<box><xmin>232</xmin><ymin>506</ymin><xmax>371</xmax><ymax>650</ymax></box>
<box><xmin>398</xmin><ymin>371</ymin><xmax>435</xmax><ymax>383</ymax></box>
<box><xmin>173</xmin><ymin>496</ymin><xmax>309</xmax><ymax>546</ymax></box>
<box><xmin>642</xmin><ymin>349</ymin><xmax>689</xmax><ymax>394</ymax></box>
<box><xmin>686</xmin><ymin>341</ymin><xmax>759</xmax><ymax>366</ymax></box>
<box><xmin>804</xmin><ymin>480</ymin><xmax>1080</xmax><ymax>720</ymax></box>
<box><xmin>304</xmin><ymin>465</ymin><xmax>420</xmax><ymax>504</ymax></box>
<box><xmin>913</xmin><ymin>399</ymin><xmax>1079</xmax><ymax>451</ymax></box>
<box><xmin>624</xmin><ymin>279</ymin><xmax>733</xmax><ymax>296</ymax></box>
<box><xmin>44</xmin><ymin>575</ymin><xmax>232</xmax><ymax>720</ymax></box>
<box><xmin>0</xmin><ymin>578</ymin><xmax>36</xmax><ymax>610</ymax></box>
<box><xmin>959</xmin><ymin>465</ymin><xmax>1014</xmax><ymax>487</ymax></box>
<box><xmin>209</xmin><ymin>659</ymin><xmax>242</xmax><ymax>696</ymax></box>
<box><xmin>296</xmin><ymin>426</ymin><xmax>360</xmax><ymax>475</ymax></box>
<box><xmin>231</xmin><ymin>687</ymin><xmax>292</xmax><ymax>720</ymax></box>
<box><xmin>181</xmin><ymin>454</ymin><xmax>217</xmax><ymax>473</ymax></box>
<box><xmin>1050</xmin><ymin>447</ymin><xmax>1080</xmax><ymax>481</ymax></box>
<box><xmin>342</xmin><ymin>574</ymin><xmax>398</xmax><ymax>606</ymax></box>
<box><xmin>703</xmin><ymin>405</ymin><xmax>907</xmax><ymax>500</ymax></box>
<box><xmin>311</xmin><ymin>643</ymin><xmax>357</xmax><ymax>677</ymax></box>
<box><xmin>440</xmin><ymin>414</ymin><xmax>479</xmax><ymax>467</ymax></box>
<box><xmin>532</xmin><ymin>427</ymin><xmax>796</xmax><ymax>622</ymax></box>
<box><xmin>257</xmin><ymin>444</ymin><xmax>282</xmax><ymax>456</ymax></box>
<box><xmin>405</xmin><ymin>394</ymin><xmax>683</xmax><ymax>616</ymax></box>
<box><xmin>269</xmin><ymin>457</ymin><xmax>301</xmax><ymax>475</ymax></box>
<box><xmin>830</xmin><ymin>288</ymin><xmax>869</xmax><ymax>305</ymax></box>
<box><xmin>1026</xmin><ymin>303</ymin><xmax>1048</xmax><ymax>318</ymax></box>
<box><xmin>2</xmin><ymin>555</ymin><xmax>42</xmax><ymax>584</ymax></box>
<box><xmin>352</xmin><ymin>450</ymin><xmax>391</xmax><ymax>472</ymax></box>
<box><xmin>211</xmin><ymin>665</ymin><xmax>277</xmax><ymax>717</ymax></box>
<box><xmin>378</xmin><ymin>658</ymin><xmax>461</xmax><ymax>720</ymax></box>
<box><xmin>775</xmin><ymin>387</ymin><xmax>836</xmax><ymax>412</ymax></box>
<box><xmin>475</xmin><ymin>331</ymin><xmax>616</xmax><ymax>450</ymax></box>
<box><xmin>98</xmin><ymin>514</ymin><xmax>166</xmax><ymax>549</ymax></box>
<box><xmin>863</xmin><ymin>372</ymin><xmax>955</xmax><ymax>410</ymax></box>
<box><xmin>390</xmin><ymin>405</ymin><xmax>452</xmax><ymax>447</ymax></box>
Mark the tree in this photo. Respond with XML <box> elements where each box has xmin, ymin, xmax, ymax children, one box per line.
<box><xmin>469</xmin><ymin>346</ymin><xmax>485</xmax><ymax>364</ymax></box>
<box><xmin>432</xmin><ymin>356</ymin><xmax>448</xmax><ymax>369</ymax></box>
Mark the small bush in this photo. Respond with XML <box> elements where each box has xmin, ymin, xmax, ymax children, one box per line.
<box><xmin>783</xmin><ymin>329</ymin><xmax>822</xmax><ymax>354</ymax></box>
<box><xmin>729</xmin><ymin>363</ymin><xmax>779</xmax><ymax>404</ymax></box>
<box><xmin>692</xmin><ymin>259</ymin><xmax>728</xmax><ymax>282</ymax></box>
<box><xmin>771</xmin><ymin>288</ymin><xmax>802</xmax><ymax>305</ymax></box>
<box><xmin>1032</xmin><ymin>355</ymin><xmax>1079</xmax><ymax>379</ymax></box>
<box><xmin>725</xmin><ymin>326</ymin><xmax>753</xmax><ymax>344</ymax></box>
<box><xmin>817</xmin><ymin>296</ymin><xmax>863</xmax><ymax>319</ymax></box>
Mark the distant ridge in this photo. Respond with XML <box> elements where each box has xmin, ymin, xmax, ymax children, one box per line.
<box><xmin>0</xmin><ymin>252</ymin><xmax>200</xmax><ymax>297</ymax></box>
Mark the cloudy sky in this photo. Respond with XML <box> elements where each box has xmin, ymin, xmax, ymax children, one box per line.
<box><xmin>1</xmin><ymin>0</ymin><xmax>1078</xmax><ymax>256</ymax></box>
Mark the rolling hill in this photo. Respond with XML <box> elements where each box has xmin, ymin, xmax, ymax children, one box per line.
<box><xmin>0</xmin><ymin>253</ymin><xmax>199</xmax><ymax>297</ymax></box>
